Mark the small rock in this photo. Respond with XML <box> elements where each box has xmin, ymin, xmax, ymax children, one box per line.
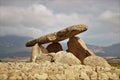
<box><xmin>0</xmin><ymin>74</ymin><xmax>8</xmax><ymax>80</ymax></box>
<box><xmin>98</xmin><ymin>72</ymin><xmax>109</xmax><ymax>80</ymax></box>
<box><xmin>104</xmin><ymin>67</ymin><xmax>111</xmax><ymax>72</ymax></box>
<box><xmin>65</xmin><ymin>69</ymin><xmax>76</xmax><ymax>80</ymax></box>
<box><xmin>48</xmin><ymin>75</ymin><xmax>57</xmax><ymax>80</ymax></box>
<box><xmin>90</xmin><ymin>71</ymin><xmax>97</xmax><ymax>80</ymax></box>
<box><xmin>55</xmin><ymin>74</ymin><xmax>66</xmax><ymax>80</ymax></box>
<box><xmin>36</xmin><ymin>54</ymin><xmax>53</xmax><ymax>63</ymax></box>
<box><xmin>8</xmin><ymin>71</ymin><xmax>22</xmax><ymax>80</ymax></box>
<box><xmin>106</xmin><ymin>72</ymin><xmax>120</xmax><ymax>80</ymax></box>
<box><xmin>34</xmin><ymin>73</ymin><xmax>48</xmax><ymax>80</ymax></box>
<box><xmin>79</xmin><ymin>72</ymin><xmax>90</xmax><ymax>80</ymax></box>
<box><xmin>112</xmin><ymin>68</ymin><xmax>120</xmax><ymax>76</ymax></box>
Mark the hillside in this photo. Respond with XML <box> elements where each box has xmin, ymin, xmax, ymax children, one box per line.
<box><xmin>0</xmin><ymin>35</ymin><xmax>32</xmax><ymax>58</ymax></box>
<box><xmin>103</xmin><ymin>43</ymin><xmax>120</xmax><ymax>57</ymax></box>
<box><xmin>87</xmin><ymin>44</ymin><xmax>120</xmax><ymax>57</ymax></box>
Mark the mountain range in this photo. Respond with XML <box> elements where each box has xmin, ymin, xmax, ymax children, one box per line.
<box><xmin>87</xmin><ymin>44</ymin><xmax>120</xmax><ymax>57</ymax></box>
<box><xmin>0</xmin><ymin>35</ymin><xmax>32</xmax><ymax>58</ymax></box>
<box><xmin>0</xmin><ymin>35</ymin><xmax>119</xmax><ymax>58</ymax></box>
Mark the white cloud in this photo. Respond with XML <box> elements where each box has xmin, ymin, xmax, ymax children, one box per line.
<box><xmin>0</xmin><ymin>26</ymin><xmax>42</xmax><ymax>38</ymax></box>
<box><xmin>0</xmin><ymin>1</ymin><xmax>120</xmax><ymax>46</ymax></box>
<box><xmin>98</xmin><ymin>10</ymin><xmax>120</xmax><ymax>25</ymax></box>
<box><xmin>0</xmin><ymin>4</ymin><xmax>89</xmax><ymax>38</ymax></box>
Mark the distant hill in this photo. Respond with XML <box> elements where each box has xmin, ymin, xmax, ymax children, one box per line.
<box><xmin>87</xmin><ymin>44</ymin><xmax>105</xmax><ymax>53</ymax></box>
<box><xmin>0</xmin><ymin>35</ymin><xmax>32</xmax><ymax>58</ymax></box>
<box><xmin>0</xmin><ymin>35</ymin><xmax>120</xmax><ymax>58</ymax></box>
<box><xmin>87</xmin><ymin>44</ymin><xmax>120</xmax><ymax>57</ymax></box>
<box><xmin>103</xmin><ymin>43</ymin><xmax>120</xmax><ymax>57</ymax></box>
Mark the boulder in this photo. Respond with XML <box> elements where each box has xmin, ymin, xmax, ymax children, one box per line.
<box><xmin>46</xmin><ymin>42</ymin><xmax>63</xmax><ymax>53</ymax></box>
<box><xmin>53</xmin><ymin>51</ymin><xmax>81</xmax><ymax>65</ymax></box>
<box><xmin>30</xmin><ymin>43</ymin><xmax>48</xmax><ymax>62</ymax></box>
<box><xmin>67</xmin><ymin>36</ymin><xmax>95</xmax><ymax>63</ymax></box>
<box><xmin>26</xmin><ymin>24</ymin><xmax>88</xmax><ymax>47</ymax></box>
<box><xmin>83</xmin><ymin>56</ymin><xmax>111</xmax><ymax>68</ymax></box>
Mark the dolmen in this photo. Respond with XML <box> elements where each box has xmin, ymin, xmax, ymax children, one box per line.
<box><xmin>26</xmin><ymin>24</ymin><xmax>95</xmax><ymax>63</ymax></box>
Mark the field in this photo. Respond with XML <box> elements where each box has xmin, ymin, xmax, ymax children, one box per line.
<box><xmin>109</xmin><ymin>62</ymin><xmax>120</xmax><ymax>69</ymax></box>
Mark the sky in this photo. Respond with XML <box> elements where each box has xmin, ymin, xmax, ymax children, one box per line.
<box><xmin>0</xmin><ymin>0</ymin><xmax>120</xmax><ymax>46</ymax></box>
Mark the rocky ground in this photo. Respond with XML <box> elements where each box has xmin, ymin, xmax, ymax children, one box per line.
<box><xmin>0</xmin><ymin>51</ymin><xmax>120</xmax><ymax>80</ymax></box>
<box><xmin>0</xmin><ymin>61</ymin><xmax>120</xmax><ymax>80</ymax></box>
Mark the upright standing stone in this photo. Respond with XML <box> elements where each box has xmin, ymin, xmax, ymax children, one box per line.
<box><xmin>30</xmin><ymin>43</ymin><xmax>48</xmax><ymax>62</ymax></box>
<box><xmin>67</xmin><ymin>36</ymin><xmax>95</xmax><ymax>63</ymax></box>
<box><xmin>46</xmin><ymin>42</ymin><xmax>63</xmax><ymax>53</ymax></box>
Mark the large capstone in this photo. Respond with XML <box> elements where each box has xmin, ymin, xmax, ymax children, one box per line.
<box><xmin>26</xmin><ymin>24</ymin><xmax>88</xmax><ymax>47</ymax></box>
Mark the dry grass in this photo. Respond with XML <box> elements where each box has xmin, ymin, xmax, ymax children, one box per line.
<box><xmin>109</xmin><ymin>62</ymin><xmax>120</xmax><ymax>69</ymax></box>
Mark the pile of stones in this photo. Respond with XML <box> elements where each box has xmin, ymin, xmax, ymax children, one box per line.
<box><xmin>26</xmin><ymin>24</ymin><xmax>94</xmax><ymax>63</ymax></box>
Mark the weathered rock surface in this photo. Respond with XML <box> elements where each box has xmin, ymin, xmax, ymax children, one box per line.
<box><xmin>53</xmin><ymin>51</ymin><xmax>81</xmax><ymax>65</ymax></box>
<box><xmin>30</xmin><ymin>43</ymin><xmax>48</xmax><ymax>62</ymax></box>
<box><xmin>26</xmin><ymin>24</ymin><xmax>88</xmax><ymax>47</ymax></box>
<box><xmin>84</xmin><ymin>56</ymin><xmax>111</xmax><ymax>68</ymax></box>
<box><xmin>67</xmin><ymin>36</ymin><xmax>95</xmax><ymax>63</ymax></box>
<box><xmin>34</xmin><ymin>51</ymin><xmax>81</xmax><ymax>65</ymax></box>
<box><xmin>35</xmin><ymin>54</ymin><xmax>53</xmax><ymax>63</ymax></box>
<box><xmin>46</xmin><ymin>42</ymin><xmax>63</xmax><ymax>53</ymax></box>
<box><xmin>0</xmin><ymin>61</ymin><xmax>119</xmax><ymax>80</ymax></box>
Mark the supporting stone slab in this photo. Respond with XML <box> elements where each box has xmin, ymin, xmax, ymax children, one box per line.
<box><xmin>30</xmin><ymin>43</ymin><xmax>48</xmax><ymax>62</ymax></box>
<box><xmin>67</xmin><ymin>36</ymin><xmax>95</xmax><ymax>63</ymax></box>
<box><xmin>46</xmin><ymin>42</ymin><xmax>63</xmax><ymax>53</ymax></box>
